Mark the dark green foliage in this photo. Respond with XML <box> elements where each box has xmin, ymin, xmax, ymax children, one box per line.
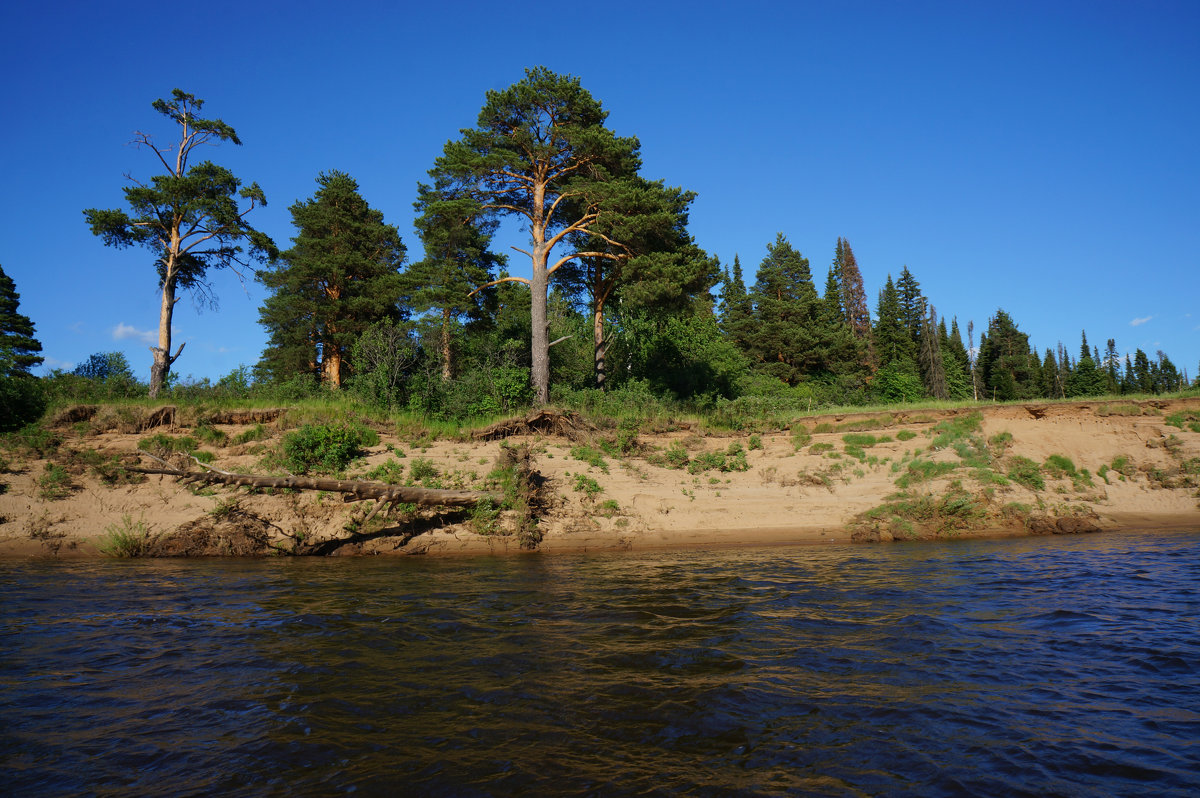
<box><xmin>719</xmin><ymin>255</ymin><xmax>754</xmax><ymax>351</ymax></box>
<box><xmin>1007</xmin><ymin>456</ymin><xmax>1045</xmax><ymax>491</ymax></box>
<box><xmin>37</xmin><ymin>463</ymin><xmax>73</xmax><ymax>499</ymax></box>
<box><xmin>894</xmin><ymin>459</ymin><xmax>958</xmax><ymax>488</ymax></box>
<box><xmin>281</xmin><ymin>422</ymin><xmax>378</xmax><ymax>475</ymax></box>
<box><xmin>872</xmin><ymin>360</ymin><xmax>925</xmax><ymax>403</ymax></box>
<box><xmin>976</xmin><ymin>309</ymin><xmax>1037</xmax><ymax>400</ymax></box>
<box><xmin>0</xmin><ymin>264</ymin><xmax>43</xmax><ymax>375</ymax></box>
<box><xmin>573</xmin><ymin>473</ymin><xmax>603</xmax><ymax>498</ymax></box>
<box><xmin>747</xmin><ymin>234</ymin><xmax>825</xmax><ymax>384</ymax></box>
<box><xmin>258</xmin><ymin>171</ymin><xmax>406</xmax><ymax>388</ymax></box>
<box><xmin>406</xmin><ymin>183</ymin><xmax>505</xmax><ymax>381</ymax></box>
<box><xmin>872</xmin><ymin>275</ymin><xmax>914</xmax><ymax>369</ymax></box>
<box><xmin>0</xmin><ymin>374</ymin><xmax>46</xmax><ymax>432</ymax></box>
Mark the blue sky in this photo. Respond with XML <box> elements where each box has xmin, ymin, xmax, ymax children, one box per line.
<box><xmin>2</xmin><ymin>0</ymin><xmax>1197</xmax><ymax>382</ymax></box>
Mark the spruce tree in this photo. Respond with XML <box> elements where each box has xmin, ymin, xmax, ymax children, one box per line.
<box><xmin>895</xmin><ymin>266</ymin><xmax>925</xmax><ymax>347</ymax></box>
<box><xmin>0</xmin><ymin>264</ymin><xmax>43</xmax><ymax>375</ymax></box>
<box><xmin>976</xmin><ymin>309</ymin><xmax>1035</xmax><ymax>400</ymax></box>
<box><xmin>1067</xmin><ymin>330</ymin><xmax>1106</xmax><ymax>397</ymax></box>
<box><xmin>1132</xmin><ymin>349</ymin><xmax>1152</xmax><ymax>393</ymax></box>
<box><xmin>718</xmin><ymin>255</ymin><xmax>754</xmax><ymax>351</ymax></box>
<box><xmin>835</xmin><ymin>238</ymin><xmax>871</xmax><ymax>341</ymax></box>
<box><xmin>748</xmin><ymin>234</ymin><xmax>823</xmax><ymax>384</ymax></box>
<box><xmin>257</xmin><ymin>171</ymin><xmax>406</xmax><ymax>388</ymax></box>
<box><xmin>872</xmin><ymin>275</ymin><xmax>914</xmax><ymax>368</ymax></box>
<box><xmin>919</xmin><ymin>305</ymin><xmax>948</xmax><ymax>399</ymax></box>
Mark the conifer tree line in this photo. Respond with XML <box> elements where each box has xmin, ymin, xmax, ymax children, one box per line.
<box><xmin>4</xmin><ymin>69</ymin><xmax>1194</xmax><ymax>428</ymax></box>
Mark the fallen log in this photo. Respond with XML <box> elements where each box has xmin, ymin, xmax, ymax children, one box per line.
<box><xmin>127</xmin><ymin>466</ymin><xmax>501</xmax><ymax>508</ymax></box>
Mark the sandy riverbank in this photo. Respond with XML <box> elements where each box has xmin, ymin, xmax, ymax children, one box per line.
<box><xmin>1</xmin><ymin>398</ymin><xmax>1197</xmax><ymax>558</ymax></box>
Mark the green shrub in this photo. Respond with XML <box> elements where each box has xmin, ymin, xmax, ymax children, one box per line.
<box><xmin>896</xmin><ymin>430</ymin><xmax>918</xmax><ymax>442</ymax></box>
<box><xmin>791</xmin><ymin>426</ymin><xmax>812</xmax><ymax>448</ymax></box>
<box><xmin>281</xmin><ymin>422</ymin><xmax>378</xmax><ymax>475</ymax></box>
<box><xmin>98</xmin><ymin>515</ymin><xmax>152</xmax><ymax>557</ymax></box>
<box><xmin>408</xmin><ymin>457</ymin><xmax>439</xmax><ymax>483</ymax></box>
<box><xmin>812</xmin><ymin>422</ymin><xmax>834</xmax><ymax>434</ymax></box>
<box><xmin>573</xmin><ymin>473</ymin><xmax>603</xmax><ymax>498</ymax></box>
<box><xmin>809</xmin><ymin>442</ymin><xmax>834</xmax><ymax>454</ymax></box>
<box><xmin>1042</xmin><ymin>454</ymin><xmax>1077</xmax><ymax>479</ymax></box>
<box><xmin>894</xmin><ymin>459</ymin><xmax>957</xmax><ymax>488</ymax></box>
<box><xmin>194</xmin><ymin>425</ymin><xmax>229</xmax><ymax>447</ymax></box>
<box><xmin>1007</xmin><ymin>456</ymin><xmax>1045</xmax><ymax>491</ymax></box>
<box><xmin>570</xmin><ymin>444</ymin><xmax>610</xmax><ymax>473</ymax></box>
<box><xmin>364</xmin><ymin>458</ymin><xmax>405</xmax><ymax>483</ymax></box>
<box><xmin>748</xmin><ymin>434</ymin><xmax>763</xmax><ymax>451</ymax></box>
<box><xmin>233</xmin><ymin>424</ymin><xmax>270</xmax><ymax>445</ymax></box>
<box><xmin>37</xmin><ymin>464</ymin><xmax>73</xmax><ymax>499</ymax></box>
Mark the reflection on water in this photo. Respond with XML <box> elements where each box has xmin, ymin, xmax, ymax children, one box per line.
<box><xmin>2</xmin><ymin>530</ymin><xmax>1199</xmax><ymax>796</ymax></box>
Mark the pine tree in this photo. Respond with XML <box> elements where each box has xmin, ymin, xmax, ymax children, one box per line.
<box><xmin>257</xmin><ymin>171</ymin><xmax>406</xmax><ymax>388</ymax></box>
<box><xmin>407</xmin><ymin>182</ymin><xmax>505</xmax><ymax>381</ymax></box>
<box><xmin>0</xmin><ymin>264</ymin><xmax>43</xmax><ymax>376</ymax></box>
<box><xmin>84</xmin><ymin>90</ymin><xmax>275</xmax><ymax>397</ymax></box>
<box><xmin>424</xmin><ymin>67</ymin><xmax>669</xmax><ymax>405</ymax></box>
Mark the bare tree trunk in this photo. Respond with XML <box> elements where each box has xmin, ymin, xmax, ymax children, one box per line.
<box><xmin>441</xmin><ymin>307</ymin><xmax>452</xmax><ymax>382</ymax></box>
<box><xmin>530</xmin><ymin>254</ymin><xmax>550</xmax><ymax>405</ymax></box>
<box><xmin>594</xmin><ymin>306</ymin><xmax>607</xmax><ymax>390</ymax></box>
<box><xmin>325</xmin><ymin>348</ymin><xmax>342</xmax><ymax>389</ymax></box>
<box><xmin>149</xmin><ymin>273</ymin><xmax>181</xmax><ymax>399</ymax></box>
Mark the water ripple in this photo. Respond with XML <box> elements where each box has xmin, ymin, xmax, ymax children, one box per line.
<box><xmin>2</xmin><ymin>530</ymin><xmax>1199</xmax><ymax>796</ymax></box>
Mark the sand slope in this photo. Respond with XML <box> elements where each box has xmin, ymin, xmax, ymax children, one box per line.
<box><xmin>2</xmin><ymin>398</ymin><xmax>1197</xmax><ymax>558</ymax></box>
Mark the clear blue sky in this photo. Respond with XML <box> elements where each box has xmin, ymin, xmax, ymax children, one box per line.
<box><xmin>2</xmin><ymin>0</ymin><xmax>1197</xmax><ymax>382</ymax></box>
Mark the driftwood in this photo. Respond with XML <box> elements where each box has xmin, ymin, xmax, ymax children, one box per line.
<box><xmin>128</xmin><ymin>463</ymin><xmax>501</xmax><ymax>508</ymax></box>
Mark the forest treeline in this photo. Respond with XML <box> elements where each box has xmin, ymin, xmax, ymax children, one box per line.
<box><xmin>1</xmin><ymin>70</ymin><xmax>1195</xmax><ymax>431</ymax></box>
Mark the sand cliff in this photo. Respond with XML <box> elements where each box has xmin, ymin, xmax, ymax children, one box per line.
<box><xmin>2</xmin><ymin>398</ymin><xmax>1197</xmax><ymax>558</ymax></box>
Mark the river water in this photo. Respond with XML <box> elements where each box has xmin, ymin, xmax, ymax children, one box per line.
<box><xmin>2</xmin><ymin>530</ymin><xmax>1198</xmax><ymax>797</ymax></box>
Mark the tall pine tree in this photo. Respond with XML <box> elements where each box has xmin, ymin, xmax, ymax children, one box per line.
<box><xmin>257</xmin><ymin>171</ymin><xmax>406</xmax><ymax>388</ymax></box>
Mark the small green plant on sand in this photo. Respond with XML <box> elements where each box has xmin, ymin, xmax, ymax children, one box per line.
<box><xmin>98</xmin><ymin>515</ymin><xmax>152</xmax><ymax>557</ymax></box>
<box><xmin>573</xmin><ymin>473</ymin><xmax>603</xmax><ymax>499</ymax></box>
<box><xmin>37</xmin><ymin>464</ymin><xmax>73</xmax><ymax>500</ymax></box>
<box><xmin>1007</xmin><ymin>456</ymin><xmax>1045</xmax><ymax>491</ymax></box>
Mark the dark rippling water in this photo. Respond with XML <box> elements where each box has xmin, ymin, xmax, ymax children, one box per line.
<box><xmin>2</xmin><ymin>530</ymin><xmax>1199</xmax><ymax>797</ymax></box>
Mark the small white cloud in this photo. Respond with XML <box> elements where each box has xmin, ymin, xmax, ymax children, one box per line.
<box><xmin>68</xmin><ymin>321</ymin><xmax>85</xmax><ymax>333</ymax></box>
<box><xmin>41</xmin><ymin>356</ymin><xmax>74</xmax><ymax>371</ymax></box>
<box><xmin>113</xmin><ymin>323</ymin><xmax>156</xmax><ymax>344</ymax></box>
<box><xmin>1129</xmin><ymin>316</ymin><xmax>1153</xmax><ymax>327</ymax></box>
